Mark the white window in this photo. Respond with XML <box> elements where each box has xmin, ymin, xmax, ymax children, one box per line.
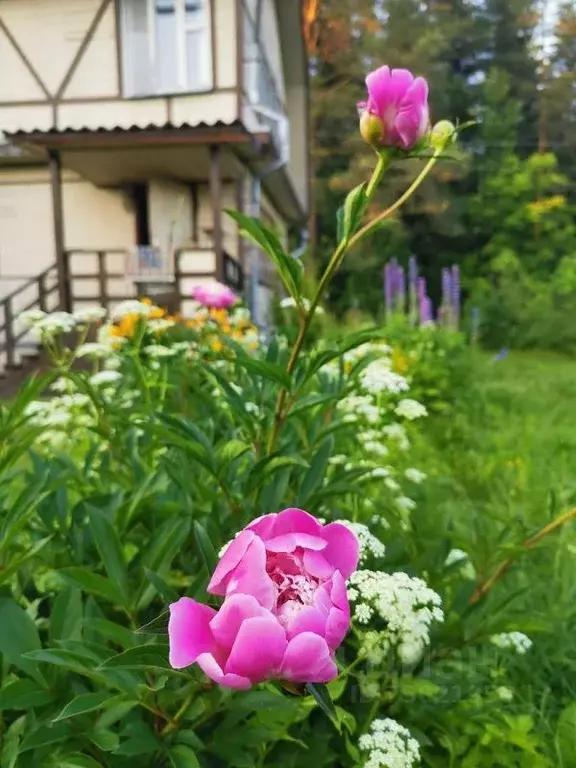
<box><xmin>121</xmin><ymin>0</ymin><xmax>212</xmax><ymax>97</ymax></box>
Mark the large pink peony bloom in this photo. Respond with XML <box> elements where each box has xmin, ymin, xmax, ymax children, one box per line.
<box><xmin>358</xmin><ymin>65</ymin><xmax>430</xmax><ymax>151</ymax></box>
<box><xmin>169</xmin><ymin>508</ymin><xmax>360</xmax><ymax>689</ymax></box>
<box><xmin>191</xmin><ymin>281</ymin><xmax>237</xmax><ymax>309</ymax></box>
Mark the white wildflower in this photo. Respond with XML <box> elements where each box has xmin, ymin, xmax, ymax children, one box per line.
<box><xmin>50</xmin><ymin>378</ymin><xmax>74</xmax><ymax>394</ymax></box>
<box><xmin>396</xmin><ymin>496</ymin><xmax>416</xmax><ymax>512</ymax></box>
<box><xmin>382</xmin><ymin>423</ymin><xmax>410</xmax><ymax>451</ymax></box>
<box><xmin>111</xmin><ymin>300</ymin><xmax>155</xmax><ymax>321</ymax></box>
<box><xmin>358</xmin><ymin>675</ymin><xmax>380</xmax><ymax>700</ymax></box>
<box><xmin>339</xmin><ymin>395</ymin><xmax>380</xmax><ymax>424</ymax></box>
<box><xmin>279</xmin><ymin>297</ymin><xmax>323</xmax><ymax>314</ymax></box>
<box><xmin>384</xmin><ymin>477</ymin><xmax>400</xmax><ymax>493</ymax></box>
<box><xmin>491</xmin><ymin>632</ymin><xmax>532</xmax><ymax>655</ymax></box>
<box><xmin>144</xmin><ymin>344</ymin><xmax>176</xmax><ymax>358</ymax></box>
<box><xmin>367</xmin><ymin>467</ymin><xmax>391</xmax><ymax>480</ymax></box>
<box><xmin>148</xmin><ymin>318</ymin><xmax>175</xmax><ymax>333</ymax></box>
<box><xmin>405</xmin><ymin>468</ymin><xmax>427</xmax><ymax>484</ymax></box>
<box><xmin>230</xmin><ymin>307</ymin><xmax>251</xmax><ymax>324</ymax></box>
<box><xmin>360</xmin><ymin>360</ymin><xmax>409</xmax><ymax>395</ymax></box>
<box><xmin>445</xmin><ymin>548</ymin><xmax>468</xmax><ymax>567</ymax></box>
<box><xmin>89</xmin><ymin>370</ymin><xmax>123</xmax><ymax>387</ymax></box>
<box><xmin>74</xmin><ymin>306</ymin><xmax>107</xmax><ymax>324</ymax></box>
<box><xmin>358</xmin><ymin>718</ymin><xmax>420</xmax><ymax>768</ymax></box>
<box><xmin>349</xmin><ymin>570</ymin><xmax>443</xmax><ymax>661</ymax></box>
<box><xmin>341</xmin><ymin>521</ymin><xmax>385</xmax><ymax>562</ymax></box>
<box><xmin>19</xmin><ymin>308</ymin><xmax>47</xmax><ymax>327</ymax></box>
<box><xmin>496</xmin><ymin>686</ymin><xmax>514</xmax><ymax>702</ymax></box>
<box><xmin>36</xmin><ymin>312</ymin><xmax>76</xmax><ymax>335</ymax></box>
<box><xmin>328</xmin><ymin>454</ymin><xmax>347</xmax><ymax>466</ymax></box>
<box><xmin>395</xmin><ymin>398</ymin><xmax>428</xmax><ymax>421</ymax></box>
<box><xmin>245</xmin><ymin>402</ymin><xmax>259</xmax><ymax>415</ymax></box>
<box><xmin>76</xmin><ymin>342</ymin><xmax>114</xmax><ymax>359</ymax></box>
<box><xmin>365</xmin><ymin>440</ymin><xmax>389</xmax><ymax>458</ymax></box>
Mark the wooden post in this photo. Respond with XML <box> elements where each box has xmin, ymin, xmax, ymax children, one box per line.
<box><xmin>97</xmin><ymin>251</ymin><xmax>109</xmax><ymax>309</ymax></box>
<box><xmin>173</xmin><ymin>248</ymin><xmax>183</xmax><ymax>314</ymax></box>
<box><xmin>210</xmin><ymin>145</ymin><xmax>224</xmax><ymax>282</ymax></box>
<box><xmin>38</xmin><ymin>272</ymin><xmax>47</xmax><ymax>312</ymax></box>
<box><xmin>4</xmin><ymin>298</ymin><xmax>15</xmax><ymax>369</ymax></box>
<box><xmin>48</xmin><ymin>150</ymin><xmax>71</xmax><ymax>311</ymax></box>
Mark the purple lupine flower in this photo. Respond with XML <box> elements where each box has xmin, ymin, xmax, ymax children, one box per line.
<box><xmin>451</xmin><ymin>264</ymin><xmax>460</xmax><ymax>330</ymax></box>
<box><xmin>441</xmin><ymin>268</ymin><xmax>452</xmax><ymax>329</ymax></box>
<box><xmin>397</xmin><ymin>266</ymin><xmax>406</xmax><ymax>313</ymax></box>
<box><xmin>422</xmin><ymin>296</ymin><xmax>434</xmax><ymax>325</ymax></box>
<box><xmin>408</xmin><ymin>256</ymin><xmax>418</xmax><ymax>326</ymax></box>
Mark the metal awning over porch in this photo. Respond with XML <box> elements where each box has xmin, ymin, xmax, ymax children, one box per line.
<box><xmin>4</xmin><ymin>119</ymin><xmax>305</xmax><ymax>224</ymax></box>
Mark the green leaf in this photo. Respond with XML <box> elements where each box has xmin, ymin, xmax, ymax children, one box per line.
<box><xmin>297</xmin><ymin>438</ymin><xmax>333</xmax><ymax>506</ymax></box>
<box><xmin>0</xmin><ymin>597</ymin><xmax>44</xmax><ymax>685</ymax></box>
<box><xmin>0</xmin><ymin>679</ymin><xmax>53</xmax><ymax>710</ymax></box>
<box><xmin>217</xmin><ymin>439</ymin><xmax>252</xmax><ymax>466</ymax></box>
<box><xmin>50</xmin><ymin>586</ymin><xmax>83</xmax><ymax>642</ymax></box>
<box><xmin>169</xmin><ymin>745</ymin><xmax>201</xmax><ymax>768</ymax></box>
<box><xmin>59</xmin><ymin>567</ymin><xmax>124</xmax><ymax>605</ymax></box>
<box><xmin>87</xmin><ymin>506</ymin><xmax>130</xmax><ymax>607</ymax></box>
<box><xmin>194</xmin><ymin>521</ymin><xmax>219</xmax><ymax>575</ymax></box>
<box><xmin>340</xmin><ymin>182</ymin><xmax>368</xmax><ymax>242</ymax></box>
<box><xmin>19</xmin><ymin>721</ymin><xmax>70</xmax><ymax>753</ymax></box>
<box><xmin>226</xmin><ymin>210</ymin><xmax>302</xmax><ymax>300</ymax></box>
<box><xmin>247</xmin><ymin>455</ymin><xmax>308</xmax><ymax>495</ymax></box>
<box><xmin>143</xmin><ymin>569</ymin><xmax>179</xmax><ymax>605</ymax></box>
<box><xmin>305</xmin><ymin>683</ymin><xmax>338</xmax><ymax>724</ymax></box>
<box><xmin>90</xmin><ymin>618</ymin><xmax>136</xmax><ymax>647</ymax></box>
<box><xmin>53</xmin><ymin>691</ymin><xmax>118</xmax><ymax>722</ymax></box>
<box><xmin>0</xmin><ymin>535</ymin><xmax>53</xmax><ymax>588</ymax></box>
<box><xmin>136</xmin><ymin>611</ymin><xmax>170</xmax><ymax>636</ymax></box>
<box><xmin>556</xmin><ymin>702</ymin><xmax>576</xmax><ymax>767</ymax></box>
<box><xmin>234</xmin><ymin>356</ymin><xmax>292</xmax><ymax>390</ymax></box>
<box><xmin>98</xmin><ymin>644</ymin><xmax>172</xmax><ymax>671</ymax></box>
<box><xmin>59</xmin><ymin>755</ymin><xmax>103</xmax><ymax>768</ymax></box>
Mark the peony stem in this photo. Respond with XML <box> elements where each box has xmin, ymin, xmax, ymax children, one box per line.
<box><xmin>266</xmin><ymin>150</ymin><xmax>440</xmax><ymax>455</ymax></box>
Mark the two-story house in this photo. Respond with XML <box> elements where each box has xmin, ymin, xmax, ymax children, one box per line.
<box><xmin>0</xmin><ymin>0</ymin><xmax>308</xmax><ymax>369</ymax></box>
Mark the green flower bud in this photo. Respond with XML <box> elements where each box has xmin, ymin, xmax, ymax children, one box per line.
<box><xmin>429</xmin><ymin>120</ymin><xmax>456</xmax><ymax>151</ymax></box>
<box><xmin>359</xmin><ymin>111</ymin><xmax>385</xmax><ymax>147</ymax></box>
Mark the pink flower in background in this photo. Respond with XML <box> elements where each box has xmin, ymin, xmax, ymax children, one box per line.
<box><xmin>169</xmin><ymin>508</ymin><xmax>360</xmax><ymax>689</ymax></box>
<box><xmin>191</xmin><ymin>281</ymin><xmax>237</xmax><ymax>309</ymax></box>
<box><xmin>358</xmin><ymin>66</ymin><xmax>430</xmax><ymax>151</ymax></box>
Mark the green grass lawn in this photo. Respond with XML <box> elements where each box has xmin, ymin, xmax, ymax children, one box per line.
<box><xmin>414</xmin><ymin>350</ymin><xmax>576</xmax><ymax>747</ymax></box>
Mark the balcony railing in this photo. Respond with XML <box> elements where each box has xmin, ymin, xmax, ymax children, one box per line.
<box><xmin>242</xmin><ymin>1</ymin><xmax>290</xmax><ymax>163</ymax></box>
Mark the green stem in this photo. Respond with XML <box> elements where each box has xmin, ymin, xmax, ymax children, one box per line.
<box><xmin>267</xmin><ymin>150</ymin><xmax>439</xmax><ymax>455</ymax></box>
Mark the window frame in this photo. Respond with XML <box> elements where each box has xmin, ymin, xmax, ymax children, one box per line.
<box><xmin>120</xmin><ymin>0</ymin><xmax>213</xmax><ymax>99</ymax></box>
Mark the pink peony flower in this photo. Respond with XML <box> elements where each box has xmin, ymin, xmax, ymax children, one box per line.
<box><xmin>191</xmin><ymin>281</ymin><xmax>237</xmax><ymax>309</ymax></box>
<box><xmin>358</xmin><ymin>65</ymin><xmax>430</xmax><ymax>151</ymax></box>
<box><xmin>169</xmin><ymin>508</ymin><xmax>360</xmax><ymax>689</ymax></box>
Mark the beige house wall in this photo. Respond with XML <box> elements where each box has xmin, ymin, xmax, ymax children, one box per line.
<box><xmin>0</xmin><ymin>0</ymin><xmax>239</xmax><ymax>133</ymax></box>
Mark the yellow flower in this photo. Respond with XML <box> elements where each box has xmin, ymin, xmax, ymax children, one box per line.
<box><xmin>392</xmin><ymin>348</ymin><xmax>410</xmax><ymax>374</ymax></box>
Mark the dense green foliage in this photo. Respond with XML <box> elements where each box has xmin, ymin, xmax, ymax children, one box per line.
<box><xmin>1</xmin><ymin>310</ymin><xmax>576</xmax><ymax>766</ymax></box>
<box><xmin>309</xmin><ymin>0</ymin><xmax>576</xmax><ymax>347</ymax></box>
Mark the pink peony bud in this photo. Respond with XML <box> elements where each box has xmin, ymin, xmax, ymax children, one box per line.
<box><xmin>191</xmin><ymin>281</ymin><xmax>237</xmax><ymax>310</ymax></box>
<box><xmin>358</xmin><ymin>65</ymin><xmax>430</xmax><ymax>151</ymax></box>
<box><xmin>168</xmin><ymin>508</ymin><xmax>360</xmax><ymax>689</ymax></box>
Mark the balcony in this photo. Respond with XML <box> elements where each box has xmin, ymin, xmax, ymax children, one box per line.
<box><xmin>241</xmin><ymin>1</ymin><xmax>290</xmax><ymax>163</ymax></box>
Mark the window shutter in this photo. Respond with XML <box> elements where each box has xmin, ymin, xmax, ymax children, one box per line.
<box><xmin>121</xmin><ymin>0</ymin><xmax>155</xmax><ymax>97</ymax></box>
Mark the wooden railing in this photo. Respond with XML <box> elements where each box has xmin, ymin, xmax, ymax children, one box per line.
<box><xmin>0</xmin><ymin>265</ymin><xmax>59</xmax><ymax>371</ymax></box>
<box><xmin>0</xmin><ymin>248</ymin><xmax>246</xmax><ymax>374</ymax></box>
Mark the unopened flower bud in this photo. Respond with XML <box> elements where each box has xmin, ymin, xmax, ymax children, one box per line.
<box><xmin>359</xmin><ymin>110</ymin><xmax>385</xmax><ymax>147</ymax></box>
<box><xmin>429</xmin><ymin>120</ymin><xmax>456</xmax><ymax>151</ymax></box>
